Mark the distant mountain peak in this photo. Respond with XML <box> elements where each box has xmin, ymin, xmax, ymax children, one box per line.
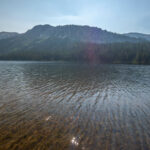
<box><xmin>32</xmin><ymin>24</ymin><xmax>54</xmax><ymax>29</ymax></box>
<box><xmin>26</xmin><ymin>24</ymin><xmax>54</xmax><ymax>33</ymax></box>
<box><xmin>23</xmin><ymin>24</ymin><xmax>141</xmax><ymax>44</ymax></box>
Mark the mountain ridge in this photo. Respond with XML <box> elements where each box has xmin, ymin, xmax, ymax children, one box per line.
<box><xmin>0</xmin><ymin>24</ymin><xmax>144</xmax><ymax>43</ymax></box>
<box><xmin>1</xmin><ymin>25</ymin><xmax>150</xmax><ymax>42</ymax></box>
<box><xmin>24</xmin><ymin>24</ymin><xmax>141</xmax><ymax>43</ymax></box>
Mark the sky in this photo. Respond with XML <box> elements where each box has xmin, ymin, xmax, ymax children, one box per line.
<box><xmin>0</xmin><ymin>0</ymin><xmax>150</xmax><ymax>34</ymax></box>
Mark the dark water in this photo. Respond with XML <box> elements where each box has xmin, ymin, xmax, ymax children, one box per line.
<box><xmin>0</xmin><ymin>61</ymin><xmax>150</xmax><ymax>150</ymax></box>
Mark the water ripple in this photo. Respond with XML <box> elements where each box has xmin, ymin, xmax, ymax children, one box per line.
<box><xmin>0</xmin><ymin>62</ymin><xmax>150</xmax><ymax>150</ymax></box>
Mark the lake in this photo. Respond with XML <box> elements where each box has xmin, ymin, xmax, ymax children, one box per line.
<box><xmin>0</xmin><ymin>61</ymin><xmax>150</xmax><ymax>150</ymax></box>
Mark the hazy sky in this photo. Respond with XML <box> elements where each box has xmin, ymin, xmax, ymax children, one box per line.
<box><xmin>0</xmin><ymin>0</ymin><xmax>150</xmax><ymax>33</ymax></box>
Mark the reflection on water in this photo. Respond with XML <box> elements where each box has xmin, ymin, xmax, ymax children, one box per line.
<box><xmin>0</xmin><ymin>61</ymin><xmax>150</xmax><ymax>150</ymax></box>
<box><xmin>71</xmin><ymin>137</ymin><xmax>79</xmax><ymax>146</ymax></box>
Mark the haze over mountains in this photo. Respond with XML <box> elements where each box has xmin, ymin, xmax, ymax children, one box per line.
<box><xmin>0</xmin><ymin>24</ymin><xmax>148</xmax><ymax>42</ymax></box>
<box><xmin>0</xmin><ymin>32</ymin><xmax>19</xmax><ymax>40</ymax></box>
<box><xmin>124</xmin><ymin>33</ymin><xmax>150</xmax><ymax>41</ymax></box>
<box><xmin>0</xmin><ymin>24</ymin><xmax>150</xmax><ymax>64</ymax></box>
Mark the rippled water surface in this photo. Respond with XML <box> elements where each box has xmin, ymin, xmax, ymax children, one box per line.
<box><xmin>0</xmin><ymin>61</ymin><xmax>150</xmax><ymax>150</ymax></box>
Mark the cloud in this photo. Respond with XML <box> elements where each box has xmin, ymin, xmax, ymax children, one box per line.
<box><xmin>0</xmin><ymin>0</ymin><xmax>150</xmax><ymax>33</ymax></box>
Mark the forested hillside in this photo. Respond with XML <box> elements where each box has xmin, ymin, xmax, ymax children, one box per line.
<box><xmin>0</xmin><ymin>25</ymin><xmax>150</xmax><ymax>64</ymax></box>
